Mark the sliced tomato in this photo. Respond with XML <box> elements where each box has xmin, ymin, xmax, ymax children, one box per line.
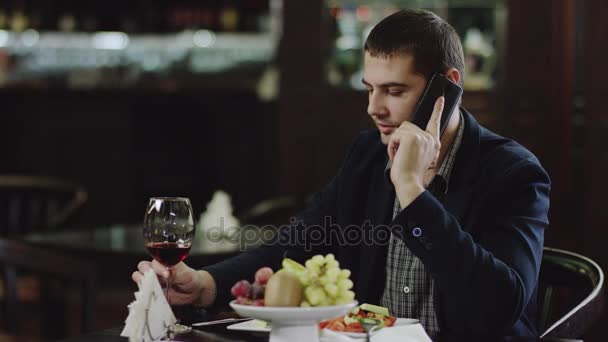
<box><xmin>326</xmin><ymin>320</ymin><xmax>346</xmax><ymax>332</ymax></box>
<box><xmin>319</xmin><ymin>318</ymin><xmax>341</xmax><ymax>330</ymax></box>
<box><xmin>318</xmin><ymin>320</ymin><xmax>330</xmax><ymax>329</ymax></box>
<box><xmin>382</xmin><ymin>315</ymin><xmax>397</xmax><ymax>327</ymax></box>
<box><xmin>344</xmin><ymin>322</ymin><xmax>364</xmax><ymax>333</ymax></box>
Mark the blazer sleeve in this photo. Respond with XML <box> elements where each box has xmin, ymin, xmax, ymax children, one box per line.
<box><xmin>203</xmin><ymin>133</ymin><xmax>365</xmax><ymax>309</ymax></box>
<box><xmin>391</xmin><ymin>159</ymin><xmax>550</xmax><ymax>333</ymax></box>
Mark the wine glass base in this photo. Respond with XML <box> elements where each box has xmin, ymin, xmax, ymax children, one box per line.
<box><xmin>169</xmin><ymin>323</ymin><xmax>192</xmax><ymax>335</ymax></box>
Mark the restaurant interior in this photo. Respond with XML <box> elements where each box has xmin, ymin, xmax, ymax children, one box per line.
<box><xmin>0</xmin><ymin>0</ymin><xmax>606</xmax><ymax>341</ymax></box>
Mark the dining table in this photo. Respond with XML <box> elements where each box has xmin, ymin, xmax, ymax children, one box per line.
<box><xmin>23</xmin><ymin>227</ymin><xmax>586</xmax><ymax>342</ymax></box>
<box><xmin>58</xmin><ymin>325</ymin><xmax>583</xmax><ymax>342</ymax></box>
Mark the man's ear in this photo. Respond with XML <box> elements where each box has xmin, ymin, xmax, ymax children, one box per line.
<box><xmin>444</xmin><ymin>68</ymin><xmax>461</xmax><ymax>85</ymax></box>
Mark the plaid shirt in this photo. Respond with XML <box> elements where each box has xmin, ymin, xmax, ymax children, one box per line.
<box><xmin>380</xmin><ymin>112</ymin><xmax>464</xmax><ymax>337</ymax></box>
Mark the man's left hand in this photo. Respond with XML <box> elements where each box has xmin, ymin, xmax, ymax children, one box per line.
<box><xmin>388</xmin><ymin>96</ymin><xmax>444</xmax><ymax>208</ymax></box>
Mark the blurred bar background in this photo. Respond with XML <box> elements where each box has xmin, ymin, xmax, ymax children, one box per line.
<box><xmin>0</xmin><ymin>0</ymin><xmax>605</xmax><ymax>341</ymax></box>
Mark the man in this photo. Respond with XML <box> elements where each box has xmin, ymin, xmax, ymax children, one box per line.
<box><xmin>133</xmin><ymin>9</ymin><xmax>550</xmax><ymax>337</ymax></box>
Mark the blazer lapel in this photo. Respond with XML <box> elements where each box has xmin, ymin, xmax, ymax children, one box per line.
<box><xmin>442</xmin><ymin>108</ymin><xmax>481</xmax><ymax>232</ymax></box>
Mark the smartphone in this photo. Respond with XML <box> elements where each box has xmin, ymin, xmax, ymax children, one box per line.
<box><xmin>410</xmin><ymin>73</ymin><xmax>463</xmax><ymax>138</ymax></box>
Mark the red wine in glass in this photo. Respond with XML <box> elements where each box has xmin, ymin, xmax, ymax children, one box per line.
<box><xmin>143</xmin><ymin>197</ymin><xmax>195</xmax><ymax>337</ymax></box>
<box><xmin>146</xmin><ymin>242</ymin><xmax>192</xmax><ymax>267</ymax></box>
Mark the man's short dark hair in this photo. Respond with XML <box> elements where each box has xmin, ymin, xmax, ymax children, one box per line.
<box><xmin>364</xmin><ymin>9</ymin><xmax>465</xmax><ymax>86</ymax></box>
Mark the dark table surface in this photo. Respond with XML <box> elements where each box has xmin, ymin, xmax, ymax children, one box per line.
<box><xmin>59</xmin><ymin>326</ymin><xmax>583</xmax><ymax>342</ymax></box>
<box><xmin>24</xmin><ymin>224</ymin><xmax>268</xmax><ymax>258</ymax></box>
<box><xmin>22</xmin><ymin>224</ymin><xmax>271</xmax><ymax>284</ymax></box>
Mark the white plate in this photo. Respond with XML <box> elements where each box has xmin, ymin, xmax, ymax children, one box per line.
<box><xmin>229</xmin><ymin>300</ymin><xmax>357</xmax><ymax>342</ymax></box>
<box><xmin>226</xmin><ymin>316</ymin><xmax>419</xmax><ymax>338</ymax></box>
<box><xmin>328</xmin><ymin>318</ymin><xmax>420</xmax><ymax>339</ymax></box>
<box><xmin>230</xmin><ymin>301</ymin><xmax>358</xmax><ymax>324</ymax></box>
<box><xmin>227</xmin><ymin>319</ymin><xmax>271</xmax><ymax>332</ymax></box>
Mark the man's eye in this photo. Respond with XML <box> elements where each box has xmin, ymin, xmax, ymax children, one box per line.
<box><xmin>388</xmin><ymin>89</ymin><xmax>404</xmax><ymax>96</ymax></box>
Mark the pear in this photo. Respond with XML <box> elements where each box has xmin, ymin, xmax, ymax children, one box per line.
<box><xmin>264</xmin><ymin>270</ymin><xmax>302</xmax><ymax>306</ymax></box>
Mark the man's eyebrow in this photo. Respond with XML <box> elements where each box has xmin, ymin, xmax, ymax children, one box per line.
<box><xmin>361</xmin><ymin>79</ymin><xmax>409</xmax><ymax>88</ymax></box>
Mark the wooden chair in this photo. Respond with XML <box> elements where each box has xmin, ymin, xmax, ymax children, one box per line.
<box><xmin>0</xmin><ymin>175</ymin><xmax>87</xmax><ymax>237</ymax></box>
<box><xmin>538</xmin><ymin>247</ymin><xmax>605</xmax><ymax>338</ymax></box>
<box><xmin>0</xmin><ymin>175</ymin><xmax>90</xmax><ymax>339</ymax></box>
<box><xmin>0</xmin><ymin>239</ymin><xmax>96</xmax><ymax>339</ymax></box>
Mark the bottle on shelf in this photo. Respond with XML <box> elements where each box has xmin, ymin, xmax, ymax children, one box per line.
<box><xmin>58</xmin><ymin>13</ymin><xmax>77</xmax><ymax>32</ymax></box>
<box><xmin>219</xmin><ymin>3</ymin><xmax>239</xmax><ymax>31</ymax></box>
<box><xmin>10</xmin><ymin>10</ymin><xmax>28</xmax><ymax>32</ymax></box>
<box><xmin>0</xmin><ymin>10</ymin><xmax>7</xmax><ymax>30</ymax></box>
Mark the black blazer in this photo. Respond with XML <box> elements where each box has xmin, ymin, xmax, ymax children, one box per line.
<box><xmin>205</xmin><ymin>109</ymin><xmax>550</xmax><ymax>337</ymax></box>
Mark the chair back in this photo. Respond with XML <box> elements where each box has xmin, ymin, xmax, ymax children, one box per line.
<box><xmin>238</xmin><ymin>195</ymin><xmax>303</xmax><ymax>227</ymax></box>
<box><xmin>0</xmin><ymin>175</ymin><xmax>87</xmax><ymax>236</ymax></box>
<box><xmin>538</xmin><ymin>247</ymin><xmax>605</xmax><ymax>338</ymax></box>
<box><xmin>0</xmin><ymin>238</ymin><xmax>96</xmax><ymax>338</ymax></box>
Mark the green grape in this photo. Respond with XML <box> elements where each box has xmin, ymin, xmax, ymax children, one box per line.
<box><xmin>319</xmin><ymin>297</ymin><xmax>332</xmax><ymax>306</ymax></box>
<box><xmin>335</xmin><ymin>290</ymin><xmax>355</xmax><ymax>304</ymax></box>
<box><xmin>339</xmin><ymin>269</ymin><xmax>351</xmax><ymax>279</ymax></box>
<box><xmin>305</xmin><ymin>285</ymin><xmax>326</xmax><ymax>305</ymax></box>
<box><xmin>311</xmin><ymin>254</ymin><xmax>325</xmax><ymax>264</ymax></box>
<box><xmin>326</xmin><ymin>259</ymin><xmax>340</xmax><ymax>269</ymax></box>
<box><xmin>319</xmin><ymin>274</ymin><xmax>331</xmax><ymax>285</ymax></box>
<box><xmin>324</xmin><ymin>283</ymin><xmax>339</xmax><ymax>297</ymax></box>
<box><xmin>305</xmin><ymin>259</ymin><xmax>321</xmax><ymax>273</ymax></box>
<box><xmin>325</xmin><ymin>254</ymin><xmax>336</xmax><ymax>262</ymax></box>
<box><xmin>299</xmin><ymin>272</ymin><xmax>311</xmax><ymax>286</ymax></box>
<box><xmin>307</xmin><ymin>268</ymin><xmax>320</xmax><ymax>278</ymax></box>
<box><xmin>334</xmin><ymin>296</ymin><xmax>346</xmax><ymax>305</ymax></box>
<box><xmin>338</xmin><ymin>279</ymin><xmax>354</xmax><ymax>291</ymax></box>
<box><xmin>282</xmin><ymin>258</ymin><xmax>306</xmax><ymax>275</ymax></box>
<box><xmin>326</xmin><ymin>267</ymin><xmax>340</xmax><ymax>282</ymax></box>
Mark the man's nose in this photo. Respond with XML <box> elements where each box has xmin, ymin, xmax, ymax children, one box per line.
<box><xmin>367</xmin><ymin>92</ymin><xmax>387</xmax><ymax>118</ymax></box>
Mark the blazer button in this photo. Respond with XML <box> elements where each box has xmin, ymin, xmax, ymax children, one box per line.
<box><xmin>412</xmin><ymin>227</ymin><xmax>422</xmax><ymax>237</ymax></box>
<box><xmin>403</xmin><ymin>286</ymin><xmax>411</xmax><ymax>294</ymax></box>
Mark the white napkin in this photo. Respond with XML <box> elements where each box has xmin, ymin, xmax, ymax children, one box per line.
<box><xmin>199</xmin><ymin>190</ymin><xmax>240</xmax><ymax>229</ymax></box>
<box><xmin>121</xmin><ymin>269</ymin><xmax>177</xmax><ymax>342</ymax></box>
<box><xmin>197</xmin><ymin>190</ymin><xmax>240</xmax><ymax>252</ymax></box>
<box><xmin>320</xmin><ymin>323</ymin><xmax>431</xmax><ymax>342</ymax></box>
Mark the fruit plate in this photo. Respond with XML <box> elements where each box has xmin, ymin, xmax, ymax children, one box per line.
<box><xmin>229</xmin><ymin>300</ymin><xmax>357</xmax><ymax>342</ymax></box>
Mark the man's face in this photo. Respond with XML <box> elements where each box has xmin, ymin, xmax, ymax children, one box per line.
<box><xmin>362</xmin><ymin>52</ymin><xmax>428</xmax><ymax>145</ymax></box>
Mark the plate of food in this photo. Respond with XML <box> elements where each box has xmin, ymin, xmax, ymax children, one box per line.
<box><xmin>319</xmin><ymin>303</ymin><xmax>419</xmax><ymax>338</ymax></box>
<box><xmin>226</xmin><ymin>254</ymin><xmax>358</xmax><ymax>342</ymax></box>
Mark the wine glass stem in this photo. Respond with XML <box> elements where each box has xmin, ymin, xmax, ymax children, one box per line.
<box><xmin>164</xmin><ymin>267</ymin><xmax>173</xmax><ymax>340</ymax></box>
<box><xmin>166</xmin><ymin>267</ymin><xmax>172</xmax><ymax>306</ymax></box>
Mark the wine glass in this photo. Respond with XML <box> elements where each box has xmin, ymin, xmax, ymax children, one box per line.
<box><xmin>143</xmin><ymin>197</ymin><xmax>195</xmax><ymax>336</ymax></box>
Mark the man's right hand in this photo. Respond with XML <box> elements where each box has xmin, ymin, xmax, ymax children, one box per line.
<box><xmin>132</xmin><ymin>260</ymin><xmax>217</xmax><ymax>308</ymax></box>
